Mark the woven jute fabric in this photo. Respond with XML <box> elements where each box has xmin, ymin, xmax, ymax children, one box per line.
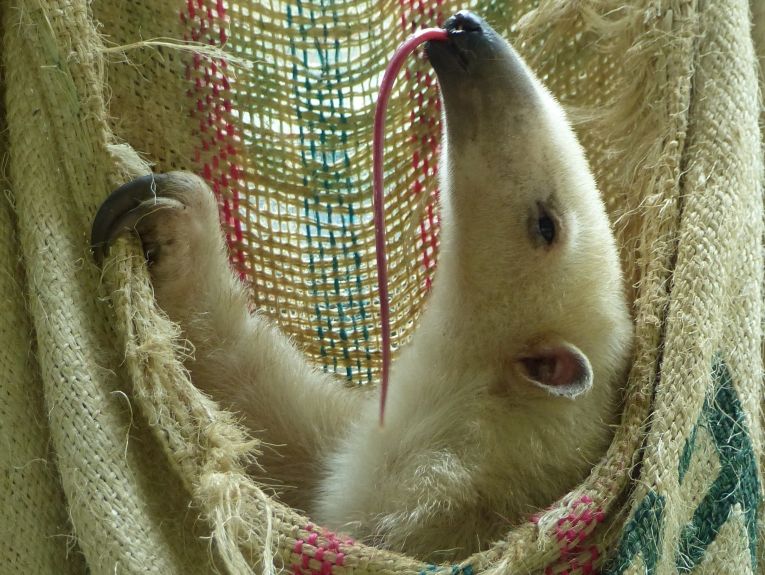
<box><xmin>0</xmin><ymin>0</ymin><xmax>762</xmax><ymax>574</ymax></box>
<box><xmin>0</xmin><ymin>36</ymin><xmax>85</xmax><ymax>572</ymax></box>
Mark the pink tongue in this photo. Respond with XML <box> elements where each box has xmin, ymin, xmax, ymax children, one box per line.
<box><xmin>373</xmin><ymin>28</ymin><xmax>448</xmax><ymax>426</ymax></box>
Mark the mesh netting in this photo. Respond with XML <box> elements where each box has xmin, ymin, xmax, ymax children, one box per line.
<box><xmin>99</xmin><ymin>0</ymin><xmax>650</xmax><ymax>385</ymax></box>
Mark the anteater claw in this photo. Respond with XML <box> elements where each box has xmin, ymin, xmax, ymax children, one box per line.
<box><xmin>90</xmin><ymin>173</ymin><xmax>170</xmax><ymax>264</ymax></box>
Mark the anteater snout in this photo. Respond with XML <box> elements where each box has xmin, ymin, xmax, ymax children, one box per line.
<box><xmin>426</xmin><ymin>10</ymin><xmax>495</xmax><ymax>74</ymax></box>
<box><xmin>443</xmin><ymin>10</ymin><xmax>484</xmax><ymax>34</ymax></box>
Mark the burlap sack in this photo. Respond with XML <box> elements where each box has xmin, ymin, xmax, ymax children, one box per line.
<box><xmin>1</xmin><ymin>0</ymin><xmax>762</xmax><ymax>574</ymax></box>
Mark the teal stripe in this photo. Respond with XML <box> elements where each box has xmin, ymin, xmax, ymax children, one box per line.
<box><xmin>419</xmin><ymin>565</ymin><xmax>474</xmax><ymax>575</ymax></box>
<box><xmin>287</xmin><ymin>0</ymin><xmax>375</xmax><ymax>383</ymax></box>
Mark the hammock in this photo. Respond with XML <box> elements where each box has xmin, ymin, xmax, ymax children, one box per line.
<box><xmin>1</xmin><ymin>0</ymin><xmax>763</xmax><ymax>573</ymax></box>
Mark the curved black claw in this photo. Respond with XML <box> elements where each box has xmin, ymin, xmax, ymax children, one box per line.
<box><xmin>91</xmin><ymin>173</ymin><xmax>169</xmax><ymax>265</ymax></box>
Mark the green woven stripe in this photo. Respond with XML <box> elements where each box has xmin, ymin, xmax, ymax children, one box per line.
<box><xmin>676</xmin><ymin>358</ymin><xmax>760</xmax><ymax>570</ymax></box>
<box><xmin>605</xmin><ymin>356</ymin><xmax>761</xmax><ymax>573</ymax></box>
<box><xmin>288</xmin><ymin>0</ymin><xmax>374</xmax><ymax>383</ymax></box>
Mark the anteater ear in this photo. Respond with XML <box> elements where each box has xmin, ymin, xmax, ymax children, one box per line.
<box><xmin>515</xmin><ymin>342</ymin><xmax>593</xmax><ymax>399</ymax></box>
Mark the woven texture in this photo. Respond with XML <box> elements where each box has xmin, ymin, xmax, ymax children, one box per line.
<box><xmin>0</xmin><ymin>0</ymin><xmax>763</xmax><ymax>574</ymax></box>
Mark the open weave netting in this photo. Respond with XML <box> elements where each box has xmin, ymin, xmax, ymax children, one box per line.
<box><xmin>1</xmin><ymin>0</ymin><xmax>764</xmax><ymax>573</ymax></box>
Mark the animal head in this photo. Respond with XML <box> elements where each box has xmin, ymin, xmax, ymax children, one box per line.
<box><xmin>424</xmin><ymin>11</ymin><xmax>633</xmax><ymax>402</ymax></box>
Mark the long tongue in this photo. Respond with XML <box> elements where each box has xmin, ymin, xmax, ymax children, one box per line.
<box><xmin>373</xmin><ymin>28</ymin><xmax>448</xmax><ymax>426</ymax></box>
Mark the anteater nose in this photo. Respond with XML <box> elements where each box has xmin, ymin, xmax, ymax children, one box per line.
<box><xmin>443</xmin><ymin>10</ymin><xmax>484</xmax><ymax>34</ymax></box>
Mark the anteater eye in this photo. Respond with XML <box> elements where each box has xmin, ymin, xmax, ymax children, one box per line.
<box><xmin>537</xmin><ymin>212</ymin><xmax>556</xmax><ymax>245</ymax></box>
<box><xmin>527</xmin><ymin>201</ymin><xmax>559</xmax><ymax>248</ymax></box>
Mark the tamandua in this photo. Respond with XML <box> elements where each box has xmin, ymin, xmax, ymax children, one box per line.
<box><xmin>92</xmin><ymin>11</ymin><xmax>633</xmax><ymax>561</ymax></box>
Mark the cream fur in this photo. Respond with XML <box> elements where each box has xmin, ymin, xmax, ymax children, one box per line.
<box><xmin>106</xmin><ymin>15</ymin><xmax>633</xmax><ymax>563</ymax></box>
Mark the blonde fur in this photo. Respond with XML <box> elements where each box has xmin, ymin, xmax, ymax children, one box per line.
<box><xmin>108</xmin><ymin>14</ymin><xmax>633</xmax><ymax>562</ymax></box>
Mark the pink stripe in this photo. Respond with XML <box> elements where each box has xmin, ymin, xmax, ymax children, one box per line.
<box><xmin>290</xmin><ymin>525</ymin><xmax>355</xmax><ymax>575</ymax></box>
<box><xmin>398</xmin><ymin>0</ymin><xmax>444</xmax><ymax>294</ymax></box>
<box><xmin>180</xmin><ymin>0</ymin><xmax>247</xmax><ymax>281</ymax></box>
<box><xmin>545</xmin><ymin>496</ymin><xmax>606</xmax><ymax>573</ymax></box>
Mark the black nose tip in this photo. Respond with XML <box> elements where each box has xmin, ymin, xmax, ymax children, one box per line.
<box><xmin>443</xmin><ymin>10</ymin><xmax>483</xmax><ymax>34</ymax></box>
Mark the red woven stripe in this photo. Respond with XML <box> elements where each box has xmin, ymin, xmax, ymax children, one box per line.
<box><xmin>398</xmin><ymin>0</ymin><xmax>444</xmax><ymax>292</ymax></box>
<box><xmin>180</xmin><ymin>0</ymin><xmax>247</xmax><ymax>280</ymax></box>
<box><xmin>291</xmin><ymin>524</ymin><xmax>353</xmax><ymax>575</ymax></box>
<box><xmin>544</xmin><ymin>495</ymin><xmax>606</xmax><ymax>574</ymax></box>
